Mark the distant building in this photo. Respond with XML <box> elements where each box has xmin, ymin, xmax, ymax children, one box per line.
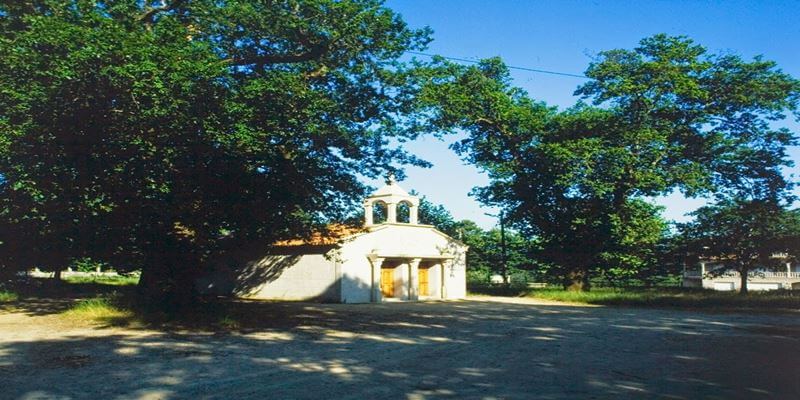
<box><xmin>682</xmin><ymin>257</ymin><xmax>800</xmax><ymax>291</ymax></box>
<box><xmin>199</xmin><ymin>178</ymin><xmax>468</xmax><ymax>302</ymax></box>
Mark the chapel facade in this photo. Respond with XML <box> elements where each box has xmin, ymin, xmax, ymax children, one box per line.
<box><xmin>199</xmin><ymin>178</ymin><xmax>468</xmax><ymax>303</ymax></box>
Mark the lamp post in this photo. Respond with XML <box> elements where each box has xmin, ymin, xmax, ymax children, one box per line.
<box><xmin>485</xmin><ymin>211</ymin><xmax>508</xmax><ymax>285</ymax></box>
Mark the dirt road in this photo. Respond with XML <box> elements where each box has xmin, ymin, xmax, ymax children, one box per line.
<box><xmin>1</xmin><ymin>297</ymin><xmax>799</xmax><ymax>399</ymax></box>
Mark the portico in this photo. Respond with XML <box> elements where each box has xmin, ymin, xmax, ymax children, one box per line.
<box><xmin>368</xmin><ymin>254</ymin><xmax>453</xmax><ymax>302</ymax></box>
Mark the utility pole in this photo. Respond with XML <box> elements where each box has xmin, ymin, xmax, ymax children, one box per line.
<box><xmin>486</xmin><ymin>211</ymin><xmax>509</xmax><ymax>285</ymax></box>
<box><xmin>500</xmin><ymin>210</ymin><xmax>508</xmax><ymax>285</ymax></box>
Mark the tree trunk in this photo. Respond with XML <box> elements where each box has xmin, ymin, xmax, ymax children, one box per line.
<box><xmin>739</xmin><ymin>268</ymin><xmax>748</xmax><ymax>295</ymax></box>
<box><xmin>137</xmin><ymin>241</ymin><xmax>199</xmax><ymax>310</ymax></box>
<box><xmin>136</xmin><ymin>265</ymin><xmax>161</xmax><ymax>302</ymax></box>
<box><xmin>564</xmin><ymin>268</ymin><xmax>590</xmax><ymax>291</ymax></box>
<box><xmin>0</xmin><ymin>266</ymin><xmax>16</xmax><ymax>284</ymax></box>
<box><xmin>53</xmin><ymin>269</ymin><xmax>62</xmax><ymax>281</ymax></box>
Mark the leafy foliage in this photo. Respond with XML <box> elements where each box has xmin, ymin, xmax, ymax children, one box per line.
<box><xmin>0</xmin><ymin>0</ymin><xmax>434</xmax><ymax>303</ymax></box>
<box><xmin>423</xmin><ymin>35</ymin><xmax>799</xmax><ymax>290</ymax></box>
<box><xmin>577</xmin><ymin>34</ymin><xmax>799</xmax><ymax>200</ymax></box>
<box><xmin>415</xmin><ymin>191</ymin><xmax>458</xmax><ymax>235</ymax></box>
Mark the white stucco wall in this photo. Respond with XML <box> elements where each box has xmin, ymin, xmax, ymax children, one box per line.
<box><xmin>338</xmin><ymin>247</ymin><xmax>373</xmax><ymax>303</ymax></box>
<box><xmin>199</xmin><ymin>250</ymin><xmax>340</xmax><ymax>302</ymax></box>
<box><xmin>244</xmin><ymin>254</ymin><xmax>339</xmax><ymax>300</ymax></box>
<box><xmin>442</xmin><ymin>258</ymin><xmax>467</xmax><ymax>299</ymax></box>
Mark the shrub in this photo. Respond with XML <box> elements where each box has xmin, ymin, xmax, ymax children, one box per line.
<box><xmin>0</xmin><ymin>290</ymin><xmax>19</xmax><ymax>302</ymax></box>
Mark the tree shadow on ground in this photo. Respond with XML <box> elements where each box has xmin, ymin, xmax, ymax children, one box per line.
<box><xmin>1</xmin><ymin>298</ymin><xmax>799</xmax><ymax>399</ymax></box>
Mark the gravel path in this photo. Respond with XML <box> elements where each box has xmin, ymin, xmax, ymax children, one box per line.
<box><xmin>1</xmin><ymin>296</ymin><xmax>799</xmax><ymax>399</ymax></box>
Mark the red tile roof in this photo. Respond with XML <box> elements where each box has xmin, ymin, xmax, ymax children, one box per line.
<box><xmin>273</xmin><ymin>224</ymin><xmax>367</xmax><ymax>246</ymax></box>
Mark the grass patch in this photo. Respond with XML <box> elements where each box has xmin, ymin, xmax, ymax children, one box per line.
<box><xmin>0</xmin><ymin>290</ymin><xmax>19</xmax><ymax>303</ymax></box>
<box><xmin>62</xmin><ymin>295</ymin><xmax>137</xmax><ymax>326</ymax></box>
<box><xmin>63</xmin><ymin>274</ymin><xmax>139</xmax><ymax>286</ymax></box>
<box><xmin>470</xmin><ymin>284</ymin><xmax>800</xmax><ymax>311</ymax></box>
<box><xmin>218</xmin><ymin>315</ymin><xmax>242</xmax><ymax>330</ymax></box>
<box><xmin>59</xmin><ymin>293</ymin><xmax>274</xmax><ymax>331</ymax></box>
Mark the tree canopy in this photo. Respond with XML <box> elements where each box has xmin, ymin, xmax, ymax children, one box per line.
<box><xmin>422</xmin><ymin>35</ymin><xmax>799</xmax><ymax>290</ymax></box>
<box><xmin>2</xmin><ymin>3</ymin><xmax>799</xmax><ymax>300</ymax></box>
<box><xmin>415</xmin><ymin>192</ymin><xmax>458</xmax><ymax>236</ymax></box>
<box><xmin>0</xmin><ymin>0</ymin><xmax>435</xmax><ymax>303</ymax></box>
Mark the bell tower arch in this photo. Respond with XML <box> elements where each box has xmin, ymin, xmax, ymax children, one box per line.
<box><xmin>364</xmin><ymin>174</ymin><xmax>419</xmax><ymax>226</ymax></box>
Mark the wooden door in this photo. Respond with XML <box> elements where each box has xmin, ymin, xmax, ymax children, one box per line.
<box><xmin>381</xmin><ymin>268</ymin><xmax>395</xmax><ymax>297</ymax></box>
<box><xmin>419</xmin><ymin>267</ymin><xmax>429</xmax><ymax>296</ymax></box>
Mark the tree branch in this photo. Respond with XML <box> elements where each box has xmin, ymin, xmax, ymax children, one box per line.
<box><xmin>224</xmin><ymin>41</ymin><xmax>330</xmax><ymax>67</ymax></box>
<box><xmin>139</xmin><ymin>0</ymin><xmax>186</xmax><ymax>27</ymax></box>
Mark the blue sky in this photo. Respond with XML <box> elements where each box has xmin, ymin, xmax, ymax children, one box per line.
<box><xmin>371</xmin><ymin>0</ymin><xmax>800</xmax><ymax>229</ymax></box>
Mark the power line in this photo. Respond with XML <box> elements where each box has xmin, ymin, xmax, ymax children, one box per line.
<box><xmin>406</xmin><ymin>51</ymin><xmax>589</xmax><ymax>79</ymax></box>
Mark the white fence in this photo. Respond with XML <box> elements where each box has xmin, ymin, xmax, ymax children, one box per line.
<box><xmin>684</xmin><ymin>271</ymin><xmax>800</xmax><ymax>279</ymax></box>
<box><xmin>26</xmin><ymin>269</ymin><xmax>128</xmax><ymax>279</ymax></box>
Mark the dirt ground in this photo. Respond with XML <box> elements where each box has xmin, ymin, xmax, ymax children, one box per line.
<box><xmin>1</xmin><ymin>296</ymin><xmax>799</xmax><ymax>400</ymax></box>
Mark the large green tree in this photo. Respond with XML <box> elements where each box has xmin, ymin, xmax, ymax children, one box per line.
<box><xmin>0</xmin><ymin>0</ymin><xmax>434</xmax><ymax>303</ymax></box>
<box><xmin>424</xmin><ymin>35</ymin><xmax>799</xmax><ymax>290</ymax></box>
<box><xmin>680</xmin><ymin>199</ymin><xmax>800</xmax><ymax>294</ymax></box>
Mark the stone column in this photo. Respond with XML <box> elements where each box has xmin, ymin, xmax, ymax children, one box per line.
<box><xmin>364</xmin><ymin>202</ymin><xmax>373</xmax><ymax>226</ymax></box>
<box><xmin>409</xmin><ymin>204</ymin><xmax>418</xmax><ymax>224</ymax></box>
<box><xmin>433</xmin><ymin>262</ymin><xmax>444</xmax><ymax>299</ymax></box>
<box><xmin>440</xmin><ymin>260</ymin><xmax>451</xmax><ymax>299</ymax></box>
<box><xmin>386</xmin><ymin>202</ymin><xmax>397</xmax><ymax>223</ymax></box>
<box><xmin>369</xmin><ymin>256</ymin><xmax>384</xmax><ymax>303</ymax></box>
<box><xmin>700</xmin><ymin>262</ymin><xmax>706</xmax><ymax>276</ymax></box>
<box><xmin>408</xmin><ymin>258</ymin><xmax>421</xmax><ymax>301</ymax></box>
<box><xmin>787</xmin><ymin>262</ymin><xmax>792</xmax><ymax>275</ymax></box>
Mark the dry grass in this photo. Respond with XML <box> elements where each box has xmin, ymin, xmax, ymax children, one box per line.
<box><xmin>62</xmin><ymin>274</ymin><xmax>139</xmax><ymax>286</ymax></box>
<box><xmin>470</xmin><ymin>285</ymin><xmax>800</xmax><ymax>311</ymax></box>
<box><xmin>61</xmin><ymin>296</ymin><xmax>138</xmax><ymax>326</ymax></box>
<box><xmin>57</xmin><ymin>293</ymin><xmax>279</xmax><ymax>331</ymax></box>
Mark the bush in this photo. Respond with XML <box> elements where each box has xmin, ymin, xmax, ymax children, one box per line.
<box><xmin>0</xmin><ymin>290</ymin><xmax>19</xmax><ymax>302</ymax></box>
<box><xmin>467</xmin><ymin>267</ymin><xmax>491</xmax><ymax>285</ymax></box>
<box><xmin>71</xmin><ymin>257</ymin><xmax>108</xmax><ymax>273</ymax></box>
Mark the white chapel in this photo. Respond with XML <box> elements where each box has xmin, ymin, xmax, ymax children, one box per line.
<box><xmin>199</xmin><ymin>178</ymin><xmax>468</xmax><ymax>303</ymax></box>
